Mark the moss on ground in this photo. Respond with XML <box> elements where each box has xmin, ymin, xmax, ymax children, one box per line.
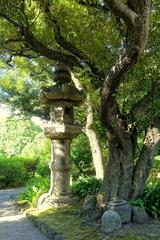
<box><xmin>28</xmin><ymin>207</ymin><xmax>160</xmax><ymax>240</ymax></box>
<box><xmin>29</xmin><ymin>206</ymin><xmax>102</xmax><ymax>240</ymax></box>
<box><xmin>107</xmin><ymin>236</ymin><xmax>160</xmax><ymax>240</ymax></box>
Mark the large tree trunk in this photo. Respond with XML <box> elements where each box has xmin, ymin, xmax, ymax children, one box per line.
<box><xmin>99</xmin><ymin>1</ymin><xmax>150</xmax><ymax>203</ymax></box>
<box><xmin>100</xmin><ymin>129</ymin><xmax>134</xmax><ymax>202</ymax></box>
<box><xmin>100</xmin><ymin>119</ymin><xmax>160</xmax><ymax>203</ymax></box>
<box><xmin>131</xmin><ymin>119</ymin><xmax>160</xmax><ymax>199</ymax></box>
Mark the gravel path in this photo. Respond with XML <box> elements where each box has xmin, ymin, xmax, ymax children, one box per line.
<box><xmin>0</xmin><ymin>188</ymin><xmax>48</xmax><ymax>240</ymax></box>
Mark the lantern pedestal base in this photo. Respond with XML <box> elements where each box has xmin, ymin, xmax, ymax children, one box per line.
<box><xmin>38</xmin><ymin>193</ymin><xmax>80</xmax><ymax>209</ymax></box>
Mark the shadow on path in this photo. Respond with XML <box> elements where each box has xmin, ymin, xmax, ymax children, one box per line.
<box><xmin>0</xmin><ymin>188</ymin><xmax>48</xmax><ymax>240</ymax></box>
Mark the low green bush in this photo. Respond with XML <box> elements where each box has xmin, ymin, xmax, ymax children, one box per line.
<box><xmin>141</xmin><ymin>155</ymin><xmax>160</xmax><ymax>218</ymax></box>
<box><xmin>71</xmin><ymin>134</ymin><xmax>94</xmax><ymax>180</ymax></box>
<box><xmin>142</xmin><ymin>179</ymin><xmax>160</xmax><ymax>218</ymax></box>
<box><xmin>130</xmin><ymin>180</ymin><xmax>160</xmax><ymax>218</ymax></box>
<box><xmin>71</xmin><ymin>176</ymin><xmax>102</xmax><ymax>198</ymax></box>
<box><xmin>129</xmin><ymin>199</ymin><xmax>145</xmax><ymax>209</ymax></box>
<box><xmin>0</xmin><ymin>156</ymin><xmax>37</xmax><ymax>188</ymax></box>
<box><xmin>19</xmin><ymin>175</ymin><xmax>49</xmax><ymax>206</ymax></box>
<box><xmin>148</xmin><ymin>155</ymin><xmax>160</xmax><ymax>183</ymax></box>
<box><xmin>21</xmin><ymin>133</ymin><xmax>50</xmax><ymax>178</ymax></box>
<box><xmin>36</xmin><ymin>160</ymin><xmax>50</xmax><ymax>177</ymax></box>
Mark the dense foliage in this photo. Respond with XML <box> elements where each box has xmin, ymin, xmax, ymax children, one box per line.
<box><xmin>0</xmin><ymin>156</ymin><xmax>37</xmax><ymax>188</ymax></box>
<box><xmin>71</xmin><ymin>133</ymin><xmax>93</xmax><ymax>180</ymax></box>
<box><xmin>21</xmin><ymin>132</ymin><xmax>51</xmax><ymax>177</ymax></box>
<box><xmin>130</xmin><ymin>156</ymin><xmax>160</xmax><ymax>218</ymax></box>
<box><xmin>142</xmin><ymin>180</ymin><xmax>160</xmax><ymax>218</ymax></box>
<box><xmin>19</xmin><ymin>175</ymin><xmax>49</xmax><ymax>207</ymax></box>
<box><xmin>0</xmin><ymin>115</ymin><xmax>41</xmax><ymax>156</ymax></box>
<box><xmin>71</xmin><ymin>176</ymin><xmax>102</xmax><ymax>198</ymax></box>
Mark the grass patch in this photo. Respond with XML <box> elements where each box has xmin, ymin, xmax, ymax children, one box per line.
<box><xmin>109</xmin><ymin>236</ymin><xmax>160</xmax><ymax>240</ymax></box>
<box><xmin>28</xmin><ymin>207</ymin><xmax>160</xmax><ymax>240</ymax></box>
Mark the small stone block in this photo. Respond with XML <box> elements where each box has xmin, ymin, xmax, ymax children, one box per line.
<box><xmin>102</xmin><ymin>210</ymin><xmax>122</xmax><ymax>234</ymax></box>
<box><xmin>131</xmin><ymin>206</ymin><xmax>148</xmax><ymax>224</ymax></box>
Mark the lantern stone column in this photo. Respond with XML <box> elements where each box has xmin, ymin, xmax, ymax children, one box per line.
<box><xmin>39</xmin><ymin>65</ymin><xmax>84</xmax><ymax>207</ymax></box>
<box><xmin>49</xmin><ymin>139</ymin><xmax>71</xmax><ymax>196</ymax></box>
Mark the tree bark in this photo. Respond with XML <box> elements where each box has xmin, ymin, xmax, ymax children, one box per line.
<box><xmin>72</xmin><ymin>74</ymin><xmax>104</xmax><ymax>179</ymax></box>
<box><xmin>99</xmin><ymin>0</ymin><xmax>150</xmax><ymax>203</ymax></box>
<box><xmin>100</xmin><ymin>129</ymin><xmax>134</xmax><ymax>202</ymax></box>
<box><xmin>100</xmin><ymin>1</ymin><xmax>149</xmax><ymax>130</ymax></box>
<box><xmin>84</xmin><ymin>96</ymin><xmax>104</xmax><ymax>179</ymax></box>
<box><xmin>131</xmin><ymin>119</ymin><xmax>160</xmax><ymax>199</ymax></box>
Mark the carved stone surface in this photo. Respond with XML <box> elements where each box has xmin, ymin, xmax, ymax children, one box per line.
<box><xmin>43</xmin><ymin>84</ymin><xmax>84</xmax><ymax>103</ymax></box>
<box><xmin>50</xmin><ymin>103</ymin><xmax>74</xmax><ymax>125</ymax></box>
<box><xmin>44</xmin><ymin>125</ymin><xmax>81</xmax><ymax>139</ymax></box>
<box><xmin>39</xmin><ymin>64</ymin><xmax>85</xmax><ymax>207</ymax></box>
<box><xmin>41</xmin><ymin>65</ymin><xmax>84</xmax><ymax>105</ymax></box>
<box><xmin>108</xmin><ymin>199</ymin><xmax>131</xmax><ymax>223</ymax></box>
<box><xmin>49</xmin><ymin>139</ymin><xmax>71</xmax><ymax>196</ymax></box>
<box><xmin>131</xmin><ymin>206</ymin><xmax>149</xmax><ymax>224</ymax></box>
<box><xmin>102</xmin><ymin>210</ymin><xmax>122</xmax><ymax>234</ymax></box>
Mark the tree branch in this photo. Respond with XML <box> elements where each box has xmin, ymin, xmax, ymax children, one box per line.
<box><xmin>131</xmin><ymin>117</ymin><xmax>160</xmax><ymax>199</ymax></box>
<box><xmin>3</xmin><ymin>38</ymin><xmax>24</xmax><ymax>44</ymax></box>
<box><xmin>77</xmin><ymin>0</ymin><xmax>109</xmax><ymax>12</ymax></box>
<box><xmin>99</xmin><ymin>0</ymin><xmax>149</xmax><ymax>133</ymax></box>
<box><xmin>104</xmin><ymin>0</ymin><xmax>137</xmax><ymax>26</ymax></box>
<box><xmin>51</xmin><ymin>18</ymin><xmax>105</xmax><ymax>78</ymax></box>
<box><xmin>100</xmin><ymin>52</ymin><xmax>137</xmax><ymax>132</ymax></box>
<box><xmin>130</xmin><ymin>84</ymin><xmax>160</xmax><ymax>119</ymax></box>
<box><xmin>0</xmin><ymin>12</ymin><xmax>21</xmax><ymax>28</ymax></box>
<box><xmin>130</xmin><ymin>93</ymin><xmax>152</xmax><ymax>118</ymax></box>
<box><xmin>0</xmin><ymin>12</ymin><xmax>81</xmax><ymax>68</ymax></box>
<box><xmin>42</xmin><ymin>1</ymin><xmax>105</xmax><ymax>77</ymax></box>
<box><xmin>20</xmin><ymin>27</ymin><xmax>81</xmax><ymax>68</ymax></box>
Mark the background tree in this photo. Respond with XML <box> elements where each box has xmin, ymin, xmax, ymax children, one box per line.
<box><xmin>0</xmin><ymin>0</ymin><xmax>159</xmax><ymax>203</ymax></box>
<box><xmin>0</xmin><ymin>114</ymin><xmax>40</xmax><ymax>156</ymax></box>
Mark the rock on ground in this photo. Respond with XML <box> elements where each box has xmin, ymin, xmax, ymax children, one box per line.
<box><xmin>102</xmin><ymin>210</ymin><xmax>122</xmax><ymax>233</ymax></box>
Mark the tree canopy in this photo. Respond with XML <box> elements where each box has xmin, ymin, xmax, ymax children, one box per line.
<box><xmin>0</xmin><ymin>0</ymin><xmax>160</xmax><ymax>202</ymax></box>
<box><xmin>0</xmin><ymin>1</ymin><xmax>159</xmax><ymax>125</ymax></box>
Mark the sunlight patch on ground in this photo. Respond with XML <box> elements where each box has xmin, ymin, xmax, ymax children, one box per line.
<box><xmin>0</xmin><ymin>104</ymin><xmax>11</xmax><ymax>120</ymax></box>
<box><xmin>0</xmin><ymin>214</ymin><xmax>24</xmax><ymax>223</ymax></box>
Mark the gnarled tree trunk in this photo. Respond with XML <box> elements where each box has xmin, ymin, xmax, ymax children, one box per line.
<box><xmin>100</xmin><ymin>129</ymin><xmax>135</xmax><ymax>202</ymax></box>
<box><xmin>131</xmin><ymin>119</ymin><xmax>160</xmax><ymax>199</ymax></box>
<box><xmin>100</xmin><ymin>119</ymin><xmax>160</xmax><ymax>202</ymax></box>
<box><xmin>99</xmin><ymin>0</ymin><xmax>150</xmax><ymax>202</ymax></box>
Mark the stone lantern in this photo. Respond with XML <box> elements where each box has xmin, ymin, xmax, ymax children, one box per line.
<box><xmin>39</xmin><ymin>64</ymin><xmax>84</xmax><ymax>207</ymax></box>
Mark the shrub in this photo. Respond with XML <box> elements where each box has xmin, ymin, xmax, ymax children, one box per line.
<box><xmin>71</xmin><ymin>177</ymin><xmax>102</xmax><ymax>198</ymax></box>
<box><xmin>130</xmin><ymin>180</ymin><xmax>160</xmax><ymax>218</ymax></box>
<box><xmin>36</xmin><ymin>160</ymin><xmax>50</xmax><ymax>177</ymax></box>
<box><xmin>21</xmin><ymin>133</ymin><xmax>50</xmax><ymax>178</ymax></box>
<box><xmin>129</xmin><ymin>199</ymin><xmax>145</xmax><ymax>209</ymax></box>
<box><xmin>19</xmin><ymin>175</ymin><xmax>49</xmax><ymax>206</ymax></box>
<box><xmin>148</xmin><ymin>155</ymin><xmax>160</xmax><ymax>182</ymax></box>
<box><xmin>71</xmin><ymin>134</ymin><xmax>94</xmax><ymax>180</ymax></box>
<box><xmin>0</xmin><ymin>156</ymin><xmax>37</xmax><ymax>188</ymax></box>
<box><xmin>142</xmin><ymin>179</ymin><xmax>160</xmax><ymax>218</ymax></box>
<box><xmin>138</xmin><ymin>155</ymin><xmax>160</xmax><ymax>218</ymax></box>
